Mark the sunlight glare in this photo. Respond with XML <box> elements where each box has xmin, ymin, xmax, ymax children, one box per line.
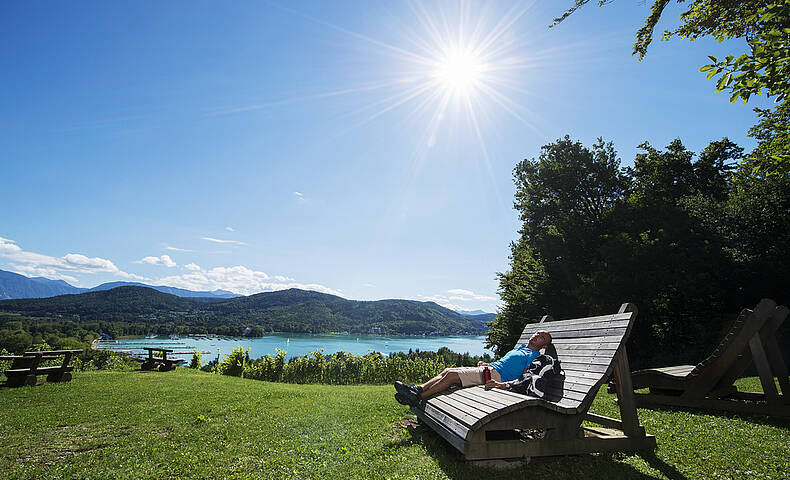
<box><xmin>433</xmin><ymin>49</ymin><xmax>486</xmax><ymax>95</ymax></box>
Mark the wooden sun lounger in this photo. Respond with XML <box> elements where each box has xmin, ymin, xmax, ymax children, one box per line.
<box><xmin>626</xmin><ymin>298</ymin><xmax>790</xmax><ymax>417</ymax></box>
<box><xmin>411</xmin><ymin>303</ymin><xmax>656</xmax><ymax>460</ymax></box>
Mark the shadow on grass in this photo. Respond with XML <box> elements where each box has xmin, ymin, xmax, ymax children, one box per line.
<box><xmin>641</xmin><ymin>403</ymin><xmax>790</xmax><ymax>429</ymax></box>
<box><xmin>388</xmin><ymin>418</ymin><xmax>688</xmax><ymax>480</ymax></box>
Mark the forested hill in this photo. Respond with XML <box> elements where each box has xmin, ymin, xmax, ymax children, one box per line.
<box><xmin>0</xmin><ymin>286</ymin><xmax>491</xmax><ymax>336</ymax></box>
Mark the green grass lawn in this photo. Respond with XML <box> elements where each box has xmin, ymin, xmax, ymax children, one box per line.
<box><xmin>0</xmin><ymin>370</ymin><xmax>788</xmax><ymax>479</ymax></box>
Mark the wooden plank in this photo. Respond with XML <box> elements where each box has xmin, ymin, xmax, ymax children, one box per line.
<box><xmin>520</xmin><ymin>328</ymin><xmax>627</xmax><ymax>343</ymax></box>
<box><xmin>612</xmin><ymin>346</ymin><xmax>641</xmax><ymax>437</ymax></box>
<box><xmin>525</xmin><ymin>312</ymin><xmax>633</xmax><ymax>328</ymax></box>
<box><xmin>556</xmin><ymin>361</ymin><xmax>610</xmax><ymax>373</ymax></box>
<box><xmin>560</xmin><ymin>369</ymin><xmax>608</xmax><ymax>381</ymax></box>
<box><xmin>547</xmin><ymin>328</ymin><xmax>628</xmax><ymax>339</ymax></box>
<box><xmin>467</xmin><ymin>386</ymin><xmax>530</xmax><ymax>404</ymax></box>
<box><xmin>442</xmin><ymin>392</ymin><xmax>502</xmax><ymax>415</ymax></box>
<box><xmin>433</xmin><ymin>394</ymin><xmax>493</xmax><ymax>419</ymax></box>
<box><xmin>422</xmin><ymin>403</ymin><xmax>472</xmax><ymax>439</ymax></box>
<box><xmin>748</xmin><ymin>333</ymin><xmax>780</xmax><ymax>405</ymax></box>
<box><xmin>552</xmin><ymin>342</ymin><xmax>622</xmax><ymax>351</ymax></box>
<box><xmin>555</xmin><ymin>353</ymin><xmax>620</xmax><ymax>365</ymax></box>
<box><xmin>562</xmin><ymin>375</ymin><xmax>601</xmax><ymax>387</ymax></box>
<box><xmin>548</xmin><ymin>335</ymin><xmax>624</xmax><ymax>344</ymax></box>
<box><xmin>525</xmin><ymin>319</ymin><xmax>632</xmax><ymax>333</ymax></box>
<box><xmin>453</xmin><ymin>389</ymin><xmax>515</xmax><ymax>409</ymax></box>
<box><xmin>543</xmin><ymin>387</ymin><xmax>588</xmax><ymax>402</ymax></box>
<box><xmin>429</xmin><ymin>397</ymin><xmax>486</xmax><ymax>426</ymax></box>
<box><xmin>411</xmin><ymin>406</ymin><xmax>468</xmax><ymax>453</ymax></box>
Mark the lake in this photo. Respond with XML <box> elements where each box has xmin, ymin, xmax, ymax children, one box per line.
<box><xmin>101</xmin><ymin>333</ymin><xmax>493</xmax><ymax>362</ymax></box>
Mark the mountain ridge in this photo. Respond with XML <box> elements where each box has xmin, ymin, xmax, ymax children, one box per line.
<box><xmin>0</xmin><ymin>286</ymin><xmax>490</xmax><ymax>336</ymax></box>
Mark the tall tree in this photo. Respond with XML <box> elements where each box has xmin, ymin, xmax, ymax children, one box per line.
<box><xmin>489</xmin><ymin>136</ymin><xmax>629</xmax><ymax>356</ymax></box>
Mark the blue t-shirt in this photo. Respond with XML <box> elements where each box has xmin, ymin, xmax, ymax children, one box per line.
<box><xmin>490</xmin><ymin>344</ymin><xmax>540</xmax><ymax>382</ymax></box>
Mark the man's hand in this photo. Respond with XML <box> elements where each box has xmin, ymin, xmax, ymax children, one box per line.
<box><xmin>485</xmin><ymin>379</ymin><xmax>508</xmax><ymax>390</ymax></box>
<box><xmin>477</xmin><ymin>361</ymin><xmax>489</xmax><ymax>367</ymax></box>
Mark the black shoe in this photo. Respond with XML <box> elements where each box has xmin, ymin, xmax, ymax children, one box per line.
<box><xmin>394</xmin><ymin>381</ymin><xmax>423</xmax><ymax>397</ymax></box>
<box><xmin>395</xmin><ymin>382</ymin><xmax>422</xmax><ymax>406</ymax></box>
<box><xmin>394</xmin><ymin>391</ymin><xmax>421</xmax><ymax>407</ymax></box>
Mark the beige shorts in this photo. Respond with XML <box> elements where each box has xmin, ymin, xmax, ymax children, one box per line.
<box><xmin>454</xmin><ymin>366</ymin><xmax>502</xmax><ymax>387</ymax></box>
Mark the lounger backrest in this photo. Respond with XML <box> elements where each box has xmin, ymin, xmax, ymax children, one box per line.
<box><xmin>518</xmin><ymin>308</ymin><xmax>636</xmax><ymax>413</ymax></box>
<box><xmin>689</xmin><ymin>299</ymin><xmax>775</xmax><ymax>378</ymax></box>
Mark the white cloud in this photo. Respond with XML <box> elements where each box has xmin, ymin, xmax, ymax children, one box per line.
<box><xmin>0</xmin><ymin>237</ymin><xmax>147</xmax><ymax>281</ymax></box>
<box><xmin>417</xmin><ymin>288</ymin><xmax>497</xmax><ymax>311</ymax></box>
<box><xmin>184</xmin><ymin>263</ymin><xmax>201</xmax><ymax>271</ymax></box>
<box><xmin>417</xmin><ymin>294</ymin><xmax>464</xmax><ymax>311</ymax></box>
<box><xmin>201</xmin><ymin>237</ymin><xmax>248</xmax><ymax>246</ymax></box>
<box><xmin>293</xmin><ymin>191</ymin><xmax>307</xmax><ymax>204</ymax></box>
<box><xmin>136</xmin><ymin>255</ymin><xmax>177</xmax><ymax>267</ymax></box>
<box><xmin>155</xmin><ymin>265</ymin><xmax>340</xmax><ymax>296</ymax></box>
<box><xmin>12</xmin><ymin>265</ymin><xmax>79</xmax><ymax>284</ymax></box>
<box><xmin>293</xmin><ymin>191</ymin><xmax>303</xmax><ymax>197</ymax></box>
<box><xmin>446</xmin><ymin>288</ymin><xmax>497</xmax><ymax>302</ymax></box>
<box><xmin>363</xmin><ymin>283</ymin><xmax>376</xmax><ymax>288</ymax></box>
<box><xmin>225</xmin><ymin>226</ymin><xmax>235</xmax><ymax>232</ymax></box>
<box><xmin>164</xmin><ymin>245</ymin><xmax>192</xmax><ymax>252</ymax></box>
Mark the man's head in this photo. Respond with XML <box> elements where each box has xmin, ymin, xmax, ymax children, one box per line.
<box><xmin>526</xmin><ymin>330</ymin><xmax>552</xmax><ymax>350</ymax></box>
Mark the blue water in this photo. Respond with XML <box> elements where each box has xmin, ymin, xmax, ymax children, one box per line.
<box><xmin>101</xmin><ymin>333</ymin><xmax>492</xmax><ymax>362</ymax></box>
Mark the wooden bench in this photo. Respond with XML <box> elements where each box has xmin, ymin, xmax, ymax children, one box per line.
<box><xmin>140</xmin><ymin>348</ymin><xmax>185</xmax><ymax>372</ymax></box>
<box><xmin>1</xmin><ymin>349</ymin><xmax>83</xmax><ymax>388</ymax></box>
<box><xmin>411</xmin><ymin>303</ymin><xmax>656</xmax><ymax>460</ymax></box>
<box><xmin>623</xmin><ymin>298</ymin><xmax>790</xmax><ymax>417</ymax></box>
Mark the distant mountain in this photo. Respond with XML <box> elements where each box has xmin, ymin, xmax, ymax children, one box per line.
<box><xmin>0</xmin><ymin>286</ymin><xmax>489</xmax><ymax>335</ymax></box>
<box><xmin>88</xmin><ymin>282</ymin><xmax>241</xmax><ymax>299</ymax></box>
<box><xmin>0</xmin><ymin>269</ymin><xmax>242</xmax><ymax>300</ymax></box>
<box><xmin>0</xmin><ymin>270</ymin><xmax>83</xmax><ymax>300</ymax></box>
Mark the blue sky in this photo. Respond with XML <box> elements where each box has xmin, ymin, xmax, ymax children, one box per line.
<box><xmin>0</xmin><ymin>1</ymin><xmax>773</xmax><ymax>312</ymax></box>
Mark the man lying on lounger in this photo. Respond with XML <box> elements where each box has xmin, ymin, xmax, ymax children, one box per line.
<box><xmin>394</xmin><ymin>330</ymin><xmax>552</xmax><ymax>406</ymax></box>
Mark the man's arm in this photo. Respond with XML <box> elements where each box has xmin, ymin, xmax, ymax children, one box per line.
<box><xmin>485</xmin><ymin>379</ymin><xmax>516</xmax><ymax>390</ymax></box>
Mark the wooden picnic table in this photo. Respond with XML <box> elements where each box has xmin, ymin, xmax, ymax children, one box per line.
<box><xmin>140</xmin><ymin>347</ymin><xmax>185</xmax><ymax>372</ymax></box>
<box><xmin>1</xmin><ymin>349</ymin><xmax>83</xmax><ymax>387</ymax></box>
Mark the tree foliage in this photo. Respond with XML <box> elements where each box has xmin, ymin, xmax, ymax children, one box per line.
<box><xmin>490</xmin><ymin>134</ymin><xmax>790</xmax><ymax>367</ymax></box>
<box><xmin>554</xmin><ymin>1</ymin><xmax>790</xmax><ymax>108</ymax></box>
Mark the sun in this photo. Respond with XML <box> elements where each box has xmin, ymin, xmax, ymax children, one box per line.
<box><xmin>433</xmin><ymin>48</ymin><xmax>486</xmax><ymax>96</ymax></box>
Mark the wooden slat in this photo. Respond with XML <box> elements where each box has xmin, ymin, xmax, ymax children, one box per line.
<box><xmin>434</xmin><ymin>394</ymin><xmax>496</xmax><ymax>418</ymax></box>
<box><xmin>430</xmin><ymin>397</ymin><xmax>488</xmax><ymax>426</ymax></box>
<box><xmin>422</xmin><ymin>403</ymin><xmax>471</xmax><ymax>439</ymax></box>
<box><xmin>548</xmin><ymin>335</ymin><xmax>625</xmax><ymax>344</ymax></box>
<box><xmin>552</xmin><ymin>342</ymin><xmax>622</xmax><ymax>351</ymax></box>
<box><xmin>548</xmin><ymin>328</ymin><xmax>628</xmax><ymax>339</ymax></box>
<box><xmin>452</xmin><ymin>388</ymin><xmax>515</xmax><ymax>409</ymax></box>
<box><xmin>525</xmin><ymin>312</ymin><xmax>633</xmax><ymax>328</ymax></box>
<box><xmin>520</xmin><ymin>329</ymin><xmax>627</xmax><ymax>343</ymax></box>
<box><xmin>561</xmin><ymin>369</ymin><xmax>609</xmax><ymax>381</ymax></box>
<box><xmin>442</xmin><ymin>392</ymin><xmax>502</xmax><ymax>415</ymax></box>
<box><xmin>544</xmin><ymin>387</ymin><xmax>588</xmax><ymax>402</ymax></box>
<box><xmin>556</xmin><ymin>353</ymin><xmax>620</xmax><ymax>365</ymax></box>
<box><xmin>526</xmin><ymin>319</ymin><xmax>632</xmax><ymax>333</ymax></box>
<box><xmin>557</xmin><ymin>362</ymin><xmax>611</xmax><ymax>373</ymax></box>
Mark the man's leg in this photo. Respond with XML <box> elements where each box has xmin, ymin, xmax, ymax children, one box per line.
<box><xmin>420</xmin><ymin>369</ymin><xmax>461</xmax><ymax>399</ymax></box>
